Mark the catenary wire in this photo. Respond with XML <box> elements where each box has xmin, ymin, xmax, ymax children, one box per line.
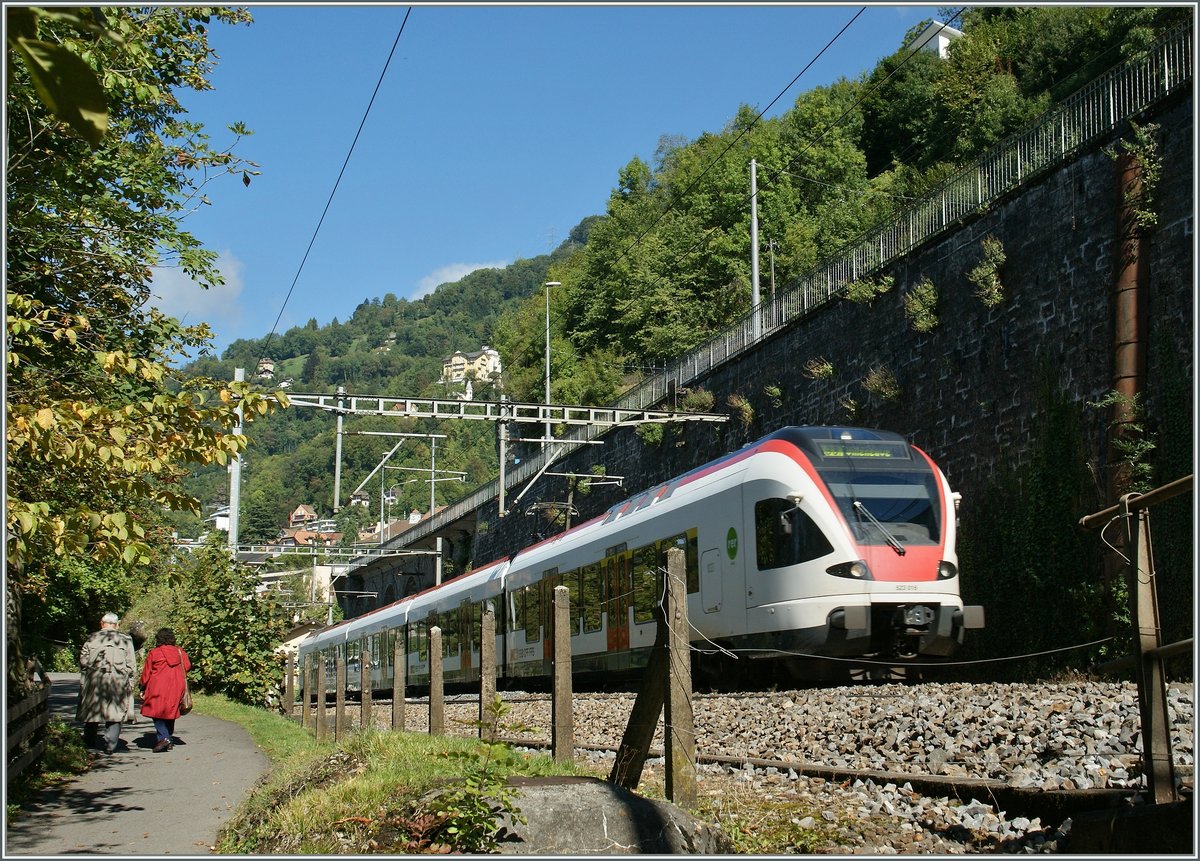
<box><xmin>255</xmin><ymin>8</ymin><xmax>412</xmax><ymax>371</ymax></box>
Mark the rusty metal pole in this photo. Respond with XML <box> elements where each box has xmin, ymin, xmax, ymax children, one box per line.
<box><xmin>429</xmin><ymin>626</ymin><xmax>444</xmax><ymax>735</ymax></box>
<box><xmin>664</xmin><ymin>548</ymin><xmax>697</xmax><ymax>807</ymax></box>
<box><xmin>392</xmin><ymin>635</ymin><xmax>405</xmax><ymax>731</ymax></box>
<box><xmin>552</xmin><ymin>585</ymin><xmax>574</xmax><ymax>763</ymax></box>
<box><xmin>480</xmin><ymin>607</ymin><xmax>497</xmax><ymax>740</ymax></box>
<box><xmin>1122</xmin><ymin>495</ymin><xmax>1179</xmax><ymax>804</ymax></box>
<box><xmin>1110</xmin><ymin>152</ymin><xmax>1148</xmax><ymax>498</ymax></box>
<box><xmin>360</xmin><ymin>648</ymin><xmax>373</xmax><ymax>730</ymax></box>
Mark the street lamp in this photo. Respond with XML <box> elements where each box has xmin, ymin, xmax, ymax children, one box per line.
<box><xmin>543</xmin><ymin>281</ymin><xmax>560</xmax><ymax>447</ymax></box>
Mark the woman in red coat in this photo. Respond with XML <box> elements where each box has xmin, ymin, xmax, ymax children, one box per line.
<box><xmin>139</xmin><ymin>628</ymin><xmax>191</xmax><ymax>753</ymax></box>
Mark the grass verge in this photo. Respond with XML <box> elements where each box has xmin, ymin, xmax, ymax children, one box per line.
<box><xmin>205</xmin><ymin>696</ymin><xmax>597</xmax><ymax>854</ymax></box>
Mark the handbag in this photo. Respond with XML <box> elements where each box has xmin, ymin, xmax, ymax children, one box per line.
<box><xmin>177</xmin><ymin>648</ymin><xmax>193</xmax><ymax>715</ymax></box>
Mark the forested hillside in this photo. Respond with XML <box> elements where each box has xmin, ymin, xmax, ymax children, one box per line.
<box><xmin>183</xmin><ymin>6</ymin><xmax>1187</xmax><ymax>541</ymax></box>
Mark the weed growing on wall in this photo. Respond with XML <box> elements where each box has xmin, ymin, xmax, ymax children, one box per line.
<box><xmin>1105</xmin><ymin>121</ymin><xmax>1162</xmax><ymax>229</ymax></box>
<box><xmin>803</xmin><ymin>357</ymin><xmax>834</xmax><ymax>380</ymax></box>
<box><xmin>967</xmin><ymin>236</ymin><xmax>1007</xmax><ymax>307</ymax></box>
<box><xmin>861</xmin><ymin>365</ymin><xmax>901</xmax><ymax>402</ymax></box>
<box><xmin>902</xmin><ymin>277</ymin><xmax>939</xmax><ymax>332</ymax></box>
<box><xmin>845</xmin><ymin>274</ymin><xmax>894</xmax><ymax>305</ymax></box>
<box><xmin>727</xmin><ymin>393</ymin><xmax>754</xmax><ymax>428</ymax></box>
<box><xmin>957</xmin><ymin>374</ymin><xmax>1108</xmax><ymax>680</ymax></box>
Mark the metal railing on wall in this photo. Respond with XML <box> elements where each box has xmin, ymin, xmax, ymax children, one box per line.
<box><xmin>383</xmin><ymin>24</ymin><xmax>1193</xmax><ymax>553</ymax></box>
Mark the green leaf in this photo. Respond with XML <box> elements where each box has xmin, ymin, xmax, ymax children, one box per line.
<box><xmin>14</xmin><ymin>37</ymin><xmax>108</xmax><ymax>146</ymax></box>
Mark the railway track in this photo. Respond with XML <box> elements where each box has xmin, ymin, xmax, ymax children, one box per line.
<box><xmin>303</xmin><ymin>681</ymin><xmax>1194</xmax><ymax>852</ymax></box>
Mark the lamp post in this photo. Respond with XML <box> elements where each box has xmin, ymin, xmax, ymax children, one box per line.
<box><xmin>543</xmin><ymin>281</ymin><xmax>560</xmax><ymax>448</ymax></box>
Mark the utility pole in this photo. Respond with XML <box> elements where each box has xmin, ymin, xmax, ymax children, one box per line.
<box><xmin>332</xmin><ymin>385</ymin><xmax>347</xmax><ymax>513</ymax></box>
<box><xmin>769</xmin><ymin>237</ymin><xmax>776</xmax><ymax>297</ymax></box>
<box><xmin>750</xmin><ymin>159</ymin><xmax>762</xmax><ymax>341</ymax></box>
<box><xmin>543</xmin><ymin>281</ymin><xmax>560</xmax><ymax>449</ymax></box>
<box><xmin>228</xmin><ymin>367</ymin><xmax>244</xmax><ymax>550</ymax></box>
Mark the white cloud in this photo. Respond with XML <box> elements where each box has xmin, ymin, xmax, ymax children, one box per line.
<box><xmin>148</xmin><ymin>251</ymin><xmax>246</xmax><ymax>335</ymax></box>
<box><xmin>413</xmin><ymin>261</ymin><xmax>509</xmax><ymax>299</ymax></box>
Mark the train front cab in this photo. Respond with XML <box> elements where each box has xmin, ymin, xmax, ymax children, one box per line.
<box><xmin>741</xmin><ymin>427</ymin><xmax>984</xmax><ymax>663</ymax></box>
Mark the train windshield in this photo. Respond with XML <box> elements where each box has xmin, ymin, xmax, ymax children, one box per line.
<box><xmin>820</xmin><ymin>471</ymin><xmax>941</xmax><ymax>547</ymax></box>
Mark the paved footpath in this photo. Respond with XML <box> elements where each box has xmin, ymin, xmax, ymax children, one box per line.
<box><xmin>5</xmin><ymin>673</ymin><xmax>270</xmax><ymax>857</ymax></box>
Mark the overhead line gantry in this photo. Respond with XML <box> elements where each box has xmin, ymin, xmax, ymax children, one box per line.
<box><xmin>282</xmin><ymin>388</ymin><xmax>728</xmax><ymax>517</ymax></box>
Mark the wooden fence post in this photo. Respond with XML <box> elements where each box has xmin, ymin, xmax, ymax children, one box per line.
<box><xmin>284</xmin><ymin>652</ymin><xmax>295</xmax><ymax>718</ymax></box>
<box><xmin>1123</xmin><ymin>497</ymin><xmax>1178</xmax><ymax>804</ymax></box>
<box><xmin>315</xmin><ymin>656</ymin><xmax>327</xmax><ymax>741</ymax></box>
<box><xmin>335</xmin><ymin>654</ymin><xmax>347</xmax><ymax>740</ymax></box>
<box><xmin>480</xmin><ymin>606</ymin><xmax>497</xmax><ymax>740</ymax></box>
<box><xmin>664</xmin><ymin>547</ymin><xmax>697</xmax><ymax>807</ymax></box>
<box><xmin>610</xmin><ymin>579</ymin><xmax>669</xmax><ymax>790</ymax></box>
<box><xmin>552</xmin><ymin>585</ymin><xmax>574</xmax><ymax>763</ymax></box>
<box><xmin>301</xmin><ymin>656</ymin><xmax>312</xmax><ymax>729</ymax></box>
<box><xmin>429</xmin><ymin>626</ymin><xmax>444</xmax><ymax>736</ymax></box>
<box><xmin>360</xmin><ymin>647</ymin><xmax>373</xmax><ymax>730</ymax></box>
<box><xmin>392</xmin><ymin>634</ymin><xmax>405</xmax><ymax>732</ymax></box>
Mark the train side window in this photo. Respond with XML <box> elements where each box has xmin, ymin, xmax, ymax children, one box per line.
<box><xmin>582</xmin><ymin>564</ymin><xmax>602</xmax><ymax>632</ymax></box>
<box><xmin>755</xmin><ymin>498</ymin><xmax>834</xmax><ymax>571</ymax></box>
<box><xmin>563</xmin><ymin>568</ymin><xmax>582</xmax><ymax>636</ymax></box>
<box><xmin>417</xmin><ymin>620</ymin><xmax>428</xmax><ymax>662</ymax></box>
<box><xmin>524</xmin><ymin>584</ymin><xmax>541</xmax><ymax>643</ymax></box>
<box><xmin>631</xmin><ymin>544</ymin><xmax>659</xmax><ymax>625</ymax></box>
<box><xmin>658</xmin><ymin>532</ymin><xmax>700</xmax><ymax>594</ymax></box>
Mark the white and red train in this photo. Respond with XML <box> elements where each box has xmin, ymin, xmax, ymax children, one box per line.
<box><xmin>297</xmin><ymin>426</ymin><xmax>984</xmax><ymax>694</ymax></box>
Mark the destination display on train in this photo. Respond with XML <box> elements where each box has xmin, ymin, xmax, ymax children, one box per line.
<box><xmin>817</xmin><ymin>442</ymin><xmax>902</xmax><ymax>458</ymax></box>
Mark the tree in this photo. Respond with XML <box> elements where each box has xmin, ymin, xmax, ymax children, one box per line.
<box><xmin>170</xmin><ymin>540</ymin><xmax>288</xmax><ymax>706</ymax></box>
<box><xmin>5</xmin><ymin>6</ymin><xmax>285</xmax><ymax>693</ymax></box>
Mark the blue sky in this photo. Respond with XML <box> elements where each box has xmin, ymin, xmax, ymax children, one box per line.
<box><xmin>151</xmin><ymin>3</ymin><xmax>947</xmax><ymax>356</ymax></box>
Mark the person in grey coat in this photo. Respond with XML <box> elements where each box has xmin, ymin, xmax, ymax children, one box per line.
<box><xmin>76</xmin><ymin>612</ymin><xmax>137</xmax><ymax>754</ymax></box>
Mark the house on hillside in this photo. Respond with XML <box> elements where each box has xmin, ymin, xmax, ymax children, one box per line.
<box><xmin>349</xmin><ymin>491</ymin><xmax>370</xmax><ymax>508</ymax></box>
<box><xmin>440</xmin><ymin>346</ymin><xmax>501</xmax><ymax>385</ymax></box>
<box><xmin>204</xmin><ymin>505</ymin><xmax>230</xmax><ymax>533</ymax></box>
<box><xmin>289</xmin><ymin>504</ymin><xmax>318</xmax><ymax>529</ymax></box>
<box><xmin>255</xmin><ymin>357</ymin><xmax>276</xmax><ymax>380</ymax></box>
<box><xmin>909</xmin><ymin>19</ymin><xmax>963</xmax><ymax>59</ymax></box>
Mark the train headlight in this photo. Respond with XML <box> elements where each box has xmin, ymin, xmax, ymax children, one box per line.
<box><xmin>827</xmin><ymin>560</ymin><xmax>871</xmax><ymax>579</ymax></box>
<box><xmin>937</xmin><ymin>560</ymin><xmax>958</xmax><ymax>580</ymax></box>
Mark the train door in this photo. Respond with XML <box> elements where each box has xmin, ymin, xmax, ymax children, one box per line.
<box><xmin>700</xmin><ymin>549</ymin><xmax>722</xmax><ymax>613</ymax></box>
<box><xmin>604</xmin><ymin>545</ymin><xmax>630</xmax><ymax>653</ymax></box>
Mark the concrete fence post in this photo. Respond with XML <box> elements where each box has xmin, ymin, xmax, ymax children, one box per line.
<box><xmin>480</xmin><ymin>607</ymin><xmax>497</xmax><ymax>740</ymax></box>
<box><xmin>552</xmin><ymin>585</ymin><xmax>574</xmax><ymax>763</ymax></box>
<box><xmin>360</xmin><ymin>647</ymin><xmax>373</xmax><ymax>730</ymax></box>
<box><xmin>664</xmin><ymin>547</ymin><xmax>697</xmax><ymax>807</ymax></box>
<box><xmin>429</xmin><ymin>626</ymin><xmax>444</xmax><ymax>736</ymax></box>
<box><xmin>335</xmin><ymin>654</ymin><xmax>347</xmax><ymax>741</ymax></box>
<box><xmin>392</xmin><ymin>634</ymin><xmax>405</xmax><ymax>732</ymax></box>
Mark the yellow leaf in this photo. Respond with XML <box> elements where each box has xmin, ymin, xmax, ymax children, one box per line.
<box><xmin>34</xmin><ymin>408</ymin><xmax>55</xmax><ymax>429</ymax></box>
